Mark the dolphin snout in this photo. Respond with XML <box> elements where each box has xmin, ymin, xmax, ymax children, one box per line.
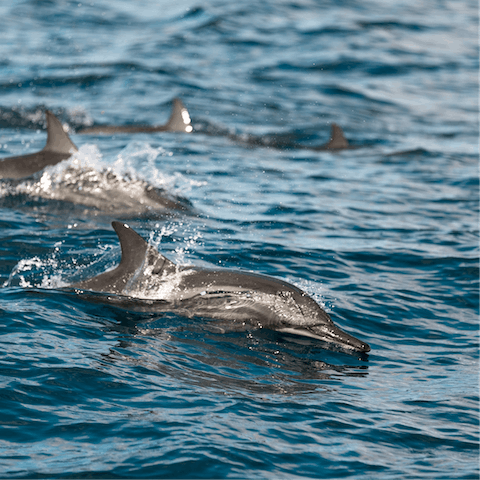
<box><xmin>307</xmin><ymin>324</ymin><xmax>371</xmax><ymax>353</ymax></box>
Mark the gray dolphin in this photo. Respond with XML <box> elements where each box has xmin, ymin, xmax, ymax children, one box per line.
<box><xmin>78</xmin><ymin>98</ymin><xmax>193</xmax><ymax>135</ymax></box>
<box><xmin>0</xmin><ymin>111</ymin><xmax>77</xmax><ymax>180</ymax></box>
<box><xmin>72</xmin><ymin>221</ymin><xmax>370</xmax><ymax>353</ymax></box>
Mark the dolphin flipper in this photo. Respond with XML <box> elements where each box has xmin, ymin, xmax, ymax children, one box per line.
<box><xmin>325</xmin><ymin>123</ymin><xmax>349</xmax><ymax>149</ymax></box>
<box><xmin>165</xmin><ymin>98</ymin><xmax>193</xmax><ymax>132</ymax></box>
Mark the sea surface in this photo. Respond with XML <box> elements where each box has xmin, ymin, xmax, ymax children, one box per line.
<box><xmin>0</xmin><ymin>0</ymin><xmax>478</xmax><ymax>478</ymax></box>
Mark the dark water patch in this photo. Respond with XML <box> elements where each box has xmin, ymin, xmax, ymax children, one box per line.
<box><xmin>0</xmin><ymin>73</ymin><xmax>114</xmax><ymax>93</ymax></box>
<box><xmin>9</xmin><ymin>0</ymin><xmax>142</xmax><ymax>29</ymax></box>
<box><xmin>357</xmin><ymin>20</ymin><xmax>430</xmax><ymax>31</ymax></box>
<box><xmin>276</xmin><ymin>59</ymin><xmax>457</xmax><ymax>76</ymax></box>
<box><xmin>0</xmin><ymin>106</ymin><xmax>48</xmax><ymax>129</ymax></box>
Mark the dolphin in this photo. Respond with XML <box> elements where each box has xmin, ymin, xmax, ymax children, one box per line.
<box><xmin>78</xmin><ymin>98</ymin><xmax>193</xmax><ymax>135</ymax></box>
<box><xmin>203</xmin><ymin>122</ymin><xmax>358</xmax><ymax>151</ymax></box>
<box><xmin>71</xmin><ymin>221</ymin><xmax>371</xmax><ymax>353</ymax></box>
<box><xmin>0</xmin><ymin>110</ymin><xmax>77</xmax><ymax>180</ymax></box>
<box><xmin>270</xmin><ymin>123</ymin><xmax>357</xmax><ymax>151</ymax></box>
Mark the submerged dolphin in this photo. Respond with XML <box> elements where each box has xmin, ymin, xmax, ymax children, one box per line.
<box><xmin>210</xmin><ymin>122</ymin><xmax>358</xmax><ymax>152</ymax></box>
<box><xmin>0</xmin><ymin>110</ymin><xmax>77</xmax><ymax>179</ymax></box>
<box><xmin>78</xmin><ymin>98</ymin><xmax>193</xmax><ymax>135</ymax></box>
<box><xmin>72</xmin><ymin>221</ymin><xmax>371</xmax><ymax>353</ymax></box>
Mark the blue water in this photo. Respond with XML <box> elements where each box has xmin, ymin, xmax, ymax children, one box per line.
<box><xmin>0</xmin><ymin>0</ymin><xmax>478</xmax><ymax>478</ymax></box>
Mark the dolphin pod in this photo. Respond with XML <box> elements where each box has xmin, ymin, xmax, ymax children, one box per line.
<box><xmin>71</xmin><ymin>221</ymin><xmax>371</xmax><ymax>353</ymax></box>
<box><xmin>0</xmin><ymin>106</ymin><xmax>356</xmax><ymax>181</ymax></box>
<box><xmin>0</xmin><ymin>110</ymin><xmax>78</xmax><ymax>180</ymax></box>
<box><xmin>1</xmin><ymin>103</ymin><xmax>372</xmax><ymax>353</ymax></box>
<box><xmin>78</xmin><ymin>98</ymin><xmax>193</xmax><ymax>135</ymax></box>
<box><xmin>76</xmin><ymin>97</ymin><xmax>356</xmax><ymax>151</ymax></box>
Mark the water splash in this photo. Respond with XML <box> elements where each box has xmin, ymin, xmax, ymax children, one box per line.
<box><xmin>3</xmin><ymin>242</ymin><xmax>68</xmax><ymax>289</ymax></box>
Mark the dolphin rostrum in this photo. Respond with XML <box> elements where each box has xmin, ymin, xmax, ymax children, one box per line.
<box><xmin>72</xmin><ymin>222</ymin><xmax>371</xmax><ymax>353</ymax></box>
<box><xmin>78</xmin><ymin>98</ymin><xmax>193</xmax><ymax>135</ymax></box>
<box><xmin>0</xmin><ymin>110</ymin><xmax>77</xmax><ymax>180</ymax></box>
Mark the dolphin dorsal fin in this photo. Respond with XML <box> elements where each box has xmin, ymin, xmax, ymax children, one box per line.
<box><xmin>165</xmin><ymin>98</ymin><xmax>193</xmax><ymax>132</ymax></box>
<box><xmin>72</xmin><ymin>222</ymin><xmax>176</xmax><ymax>294</ymax></box>
<box><xmin>326</xmin><ymin>123</ymin><xmax>349</xmax><ymax>149</ymax></box>
<box><xmin>113</xmin><ymin>221</ymin><xmax>177</xmax><ymax>277</ymax></box>
<box><xmin>72</xmin><ymin>221</ymin><xmax>149</xmax><ymax>293</ymax></box>
<box><xmin>44</xmin><ymin>110</ymin><xmax>78</xmax><ymax>154</ymax></box>
<box><xmin>112</xmin><ymin>221</ymin><xmax>150</xmax><ymax>274</ymax></box>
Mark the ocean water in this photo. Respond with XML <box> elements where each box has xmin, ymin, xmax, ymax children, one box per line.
<box><xmin>0</xmin><ymin>0</ymin><xmax>478</xmax><ymax>478</ymax></box>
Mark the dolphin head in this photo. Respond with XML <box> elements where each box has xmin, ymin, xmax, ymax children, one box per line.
<box><xmin>274</xmin><ymin>290</ymin><xmax>371</xmax><ymax>353</ymax></box>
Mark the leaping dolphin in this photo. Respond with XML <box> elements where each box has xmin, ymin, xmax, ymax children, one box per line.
<box><xmin>0</xmin><ymin>110</ymin><xmax>77</xmax><ymax>180</ymax></box>
<box><xmin>78</xmin><ymin>98</ymin><xmax>193</xmax><ymax>135</ymax></box>
<box><xmin>71</xmin><ymin>221</ymin><xmax>371</xmax><ymax>353</ymax></box>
